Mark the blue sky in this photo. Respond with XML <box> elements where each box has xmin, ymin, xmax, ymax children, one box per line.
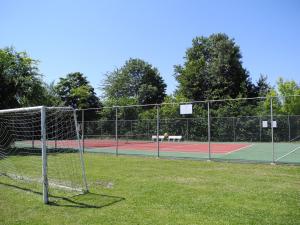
<box><xmin>1</xmin><ymin>0</ymin><xmax>299</xmax><ymax>96</ymax></box>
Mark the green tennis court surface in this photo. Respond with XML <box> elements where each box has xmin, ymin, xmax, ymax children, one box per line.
<box><xmin>14</xmin><ymin>139</ymin><xmax>300</xmax><ymax>164</ymax></box>
<box><xmin>82</xmin><ymin>141</ymin><xmax>300</xmax><ymax>164</ymax></box>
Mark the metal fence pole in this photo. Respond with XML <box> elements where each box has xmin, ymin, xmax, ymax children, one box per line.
<box><xmin>288</xmin><ymin>115</ymin><xmax>291</xmax><ymax>141</ymax></box>
<box><xmin>232</xmin><ymin>117</ymin><xmax>236</xmax><ymax>142</ymax></box>
<box><xmin>259</xmin><ymin>116</ymin><xmax>262</xmax><ymax>142</ymax></box>
<box><xmin>115</xmin><ymin>107</ymin><xmax>118</xmax><ymax>156</ymax></box>
<box><xmin>81</xmin><ymin>110</ymin><xmax>85</xmax><ymax>153</ymax></box>
<box><xmin>271</xmin><ymin>98</ymin><xmax>275</xmax><ymax>164</ymax></box>
<box><xmin>186</xmin><ymin>118</ymin><xmax>189</xmax><ymax>141</ymax></box>
<box><xmin>156</xmin><ymin>105</ymin><xmax>160</xmax><ymax>158</ymax></box>
<box><xmin>147</xmin><ymin>120</ymin><xmax>149</xmax><ymax>139</ymax></box>
<box><xmin>100</xmin><ymin>120</ymin><xmax>102</xmax><ymax>138</ymax></box>
<box><xmin>207</xmin><ymin>101</ymin><xmax>211</xmax><ymax>160</ymax></box>
<box><xmin>32</xmin><ymin>121</ymin><xmax>35</xmax><ymax>149</ymax></box>
<box><xmin>54</xmin><ymin>117</ymin><xmax>57</xmax><ymax>149</ymax></box>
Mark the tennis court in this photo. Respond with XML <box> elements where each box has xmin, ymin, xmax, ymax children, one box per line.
<box><xmin>18</xmin><ymin>138</ymin><xmax>298</xmax><ymax>164</ymax></box>
<box><xmin>81</xmin><ymin>139</ymin><xmax>299</xmax><ymax>163</ymax></box>
<box><xmin>10</xmin><ymin>96</ymin><xmax>299</xmax><ymax>165</ymax></box>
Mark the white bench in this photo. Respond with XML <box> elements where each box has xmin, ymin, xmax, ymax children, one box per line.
<box><xmin>152</xmin><ymin>135</ymin><xmax>165</xmax><ymax>142</ymax></box>
<box><xmin>168</xmin><ymin>135</ymin><xmax>182</xmax><ymax>142</ymax></box>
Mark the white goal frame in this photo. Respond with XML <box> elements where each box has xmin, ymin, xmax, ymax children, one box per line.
<box><xmin>0</xmin><ymin>106</ymin><xmax>88</xmax><ymax>204</ymax></box>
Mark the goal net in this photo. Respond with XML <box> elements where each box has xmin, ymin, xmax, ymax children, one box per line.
<box><xmin>0</xmin><ymin>106</ymin><xmax>88</xmax><ymax>204</ymax></box>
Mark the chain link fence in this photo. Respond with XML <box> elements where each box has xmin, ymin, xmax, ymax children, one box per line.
<box><xmin>77</xmin><ymin>96</ymin><xmax>300</xmax><ymax>164</ymax></box>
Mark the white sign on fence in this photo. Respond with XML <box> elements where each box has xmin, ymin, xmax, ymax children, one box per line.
<box><xmin>262</xmin><ymin>121</ymin><xmax>268</xmax><ymax>128</ymax></box>
<box><xmin>272</xmin><ymin>121</ymin><xmax>277</xmax><ymax>128</ymax></box>
<box><xmin>180</xmin><ymin>104</ymin><xmax>193</xmax><ymax>115</ymax></box>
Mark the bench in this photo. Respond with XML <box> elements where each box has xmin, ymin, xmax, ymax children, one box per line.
<box><xmin>168</xmin><ymin>135</ymin><xmax>182</xmax><ymax>142</ymax></box>
<box><xmin>152</xmin><ymin>135</ymin><xmax>165</xmax><ymax>142</ymax></box>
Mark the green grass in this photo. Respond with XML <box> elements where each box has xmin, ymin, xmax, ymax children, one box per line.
<box><xmin>1</xmin><ymin>154</ymin><xmax>300</xmax><ymax>225</ymax></box>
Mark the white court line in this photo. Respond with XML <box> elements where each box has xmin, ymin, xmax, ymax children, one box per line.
<box><xmin>275</xmin><ymin>146</ymin><xmax>300</xmax><ymax>162</ymax></box>
<box><xmin>224</xmin><ymin>144</ymin><xmax>254</xmax><ymax>155</ymax></box>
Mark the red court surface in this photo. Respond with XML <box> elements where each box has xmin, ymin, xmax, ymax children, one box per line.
<box><xmin>45</xmin><ymin>139</ymin><xmax>250</xmax><ymax>154</ymax></box>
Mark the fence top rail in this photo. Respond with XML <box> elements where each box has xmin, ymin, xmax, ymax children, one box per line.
<box><xmin>81</xmin><ymin>114</ymin><xmax>300</xmax><ymax>122</ymax></box>
<box><xmin>46</xmin><ymin>106</ymin><xmax>73</xmax><ymax>110</ymax></box>
<box><xmin>76</xmin><ymin>95</ymin><xmax>300</xmax><ymax>111</ymax></box>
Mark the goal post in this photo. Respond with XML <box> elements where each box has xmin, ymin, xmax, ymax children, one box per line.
<box><xmin>0</xmin><ymin>106</ymin><xmax>88</xmax><ymax>204</ymax></box>
<box><xmin>41</xmin><ymin>106</ymin><xmax>48</xmax><ymax>204</ymax></box>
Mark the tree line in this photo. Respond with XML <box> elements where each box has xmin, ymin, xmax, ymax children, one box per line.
<box><xmin>1</xmin><ymin>33</ymin><xmax>299</xmax><ymax>117</ymax></box>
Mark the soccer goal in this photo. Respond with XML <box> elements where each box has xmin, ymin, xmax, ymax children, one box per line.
<box><xmin>0</xmin><ymin>106</ymin><xmax>88</xmax><ymax>204</ymax></box>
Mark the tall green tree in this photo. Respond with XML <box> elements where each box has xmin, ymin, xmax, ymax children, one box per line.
<box><xmin>256</xmin><ymin>74</ymin><xmax>271</xmax><ymax>97</ymax></box>
<box><xmin>174</xmin><ymin>33</ymin><xmax>254</xmax><ymax>101</ymax></box>
<box><xmin>263</xmin><ymin>78</ymin><xmax>300</xmax><ymax>115</ymax></box>
<box><xmin>0</xmin><ymin>47</ymin><xmax>53</xmax><ymax>109</ymax></box>
<box><xmin>277</xmin><ymin>78</ymin><xmax>300</xmax><ymax>115</ymax></box>
<box><xmin>102</xmin><ymin>58</ymin><xmax>167</xmax><ymax>105</ymax></box>
<box><xmin>55</xmin><ymin>72</ymin><xmax>101</xmax><ymax>109</ymax></box>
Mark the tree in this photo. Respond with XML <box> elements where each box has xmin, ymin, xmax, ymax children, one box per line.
<box><xmin>138</xmin><ymin>68</ymin><xmax>167</xmax><ymax>105</ymax></box>
<box><xmin>55</xmin><ymin>72</ymin><xmax>101</xmax><ymax>109</ymax></box>
<box><xmin>256</xmin><ymin>74</ymin><xmax>271</xmax><ymax>97</ymax></box>
<box><xmin>102</xmin><ymin>58</ymin><xmax>167</xmax><ymax>105</ymax></box>
<box><xmin>0</xmin><ymin>47</ymin><xmax>52</xmax><ymax>109</ymax></box>
<box><xmin>277</xmin><ymin>78</ymin><xmax>300</xmax><ymax>115</ymax></box>
<box><xmin>174</xmin><ymin>33</ymin><xmax>254</xmax><ymax>101</ymax></box>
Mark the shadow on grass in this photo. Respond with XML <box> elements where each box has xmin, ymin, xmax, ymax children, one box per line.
<box><xmin>0</xmin><ymin>181</ymin><xmax>125</xmax><ymax>209</ymax></box>
<box><xmin>49</xmin><ymin>192</ymin><xmax>125</xmax><ymax>208</ymax></box>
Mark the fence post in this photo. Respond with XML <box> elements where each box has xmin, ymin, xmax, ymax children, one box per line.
<box><xmin>156</xmin><ymin>104</ymin><xmax>160</xmax><ymax>158</ymax></box>
<box><xmin>115</xmin><ymin>107</ymin><xmax>118</xmax><ymax>156</ymax></box>
<box><xmin>147</xmin><ymin>119</ymin><xmax>149</xmax><ymax>139</ymax></box>
<box><xmin>259</xmin><ymin>116</ymin><xmax>262</xmax><ymax>142</ymax></box>
<box><xmin>100</xmin><ymin>120</ymin><xmax>102</xmax><ymax>138</ymax></box>
<box><xmin>186</xmin><ymin>118</ymin><xmax>189</xmax><ymax>141</ymax></box>
<box><xmin>81</xmin><ymin>110</ymin><xmax>85</xmax><ymax>153</ymax></box>
<box><xmin>288</xmin><ymin>115</ymin><xmax>291</xmax><ymax>141</ymax></box>
<box><xmin>271</xmin><ymin>98</ymin><xmax>275</xmax><ymax>164</ymax></box>
<box><xmin>54</xmin><ymin>117</ymin><xmax>57</xmax><ymax>149</ymax></box>
<box><xmin>232</xmin><ymin>117</ymin><xmax>236</xmax><ymax>142</ymax></box>
<box><xmin>32</xmin><ymin>121</ymin><xmax>35</xmax><ymax>149</ymax></box>
<box><xmin>207</xmin><ymin>101</ymin><xmax>211</xmax><ymax>160</ymax></box>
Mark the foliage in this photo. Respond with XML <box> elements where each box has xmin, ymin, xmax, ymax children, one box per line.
<box><xmin>102</xmin><ymin>58</ymin><xmax>166</xmax><ymax>104</ymax></box>
<box><xmin>277</xmin><ymin>78</ymin><xmax>300</xmax><ymax>115</ymax></box>
<box><xmin>98</xmin><ymin>97</ymin><xmax>139</xmax><ymax>121</ymax></box>
<box><xmin>0</xmin><ymin>47</ymin><xmax>54</xmax><ymax>109</ymax></box>
<box><xmin>54</xmin><ymin>72</ymin><xmax>101</xmax><ymax>109</ymax></box>
<box><xmin>264</xmin><ymin>78</ymin><xmax>300</xmax><ymax>115</ymax></box>
<box><xmin>174</xmin><ymin>33</ymin><xmax>250</xmax><ymax>100</ymax></box>
<box><xmin>256</xmin><ymin>74</ymin><xmax>271</xmax><ymax>97</ymax></box>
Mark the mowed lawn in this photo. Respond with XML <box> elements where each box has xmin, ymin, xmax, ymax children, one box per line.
<box><xmin>0</xmin><ymin>153</ymin><xmax>300</xmax><ymax>225</ymax></box>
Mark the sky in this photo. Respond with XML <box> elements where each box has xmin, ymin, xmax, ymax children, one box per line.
<box><xmin>1</xmin><ymin>0</ymin><xmax>299</xmax><ymax>96</ymax></box>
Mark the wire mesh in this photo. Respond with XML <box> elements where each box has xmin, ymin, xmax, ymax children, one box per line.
<box><xmin>0</xmin><ymin>108</ymin><xmax>43</xmax><ymax>193</ymax></box>
<box><xmin>273</xmin><ymin>96</ymin><xmax>300</xmax><ymax>163</ymax></box>
<box><xmin>116</xmin><ymin>105</ymin><xmax>157</xmax><ymax>156</ymax></box>
<box><xmin>78</xmin><ymin>95</ymin><xmax>300</xmax><ymax>164</ymax></box>
<box><xmin>158</xmin><ymin>102</ymin><xmax>208</xmax><ymax>159</ymax></box>
<box><xmin>0</xmin><ymin>107</ymin><xmax>87</xmax><ymax>203</ymax></box>
<box><xmin>81</xmin><ymin>107</ymin><xmax>117</xmax><ymax>154</ymax></box>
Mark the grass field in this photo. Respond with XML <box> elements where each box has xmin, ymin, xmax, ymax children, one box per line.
<box><xmin>1</xmin><ymin>153</ymin><xmax>300</xmax><ymax>225</ymax></box>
